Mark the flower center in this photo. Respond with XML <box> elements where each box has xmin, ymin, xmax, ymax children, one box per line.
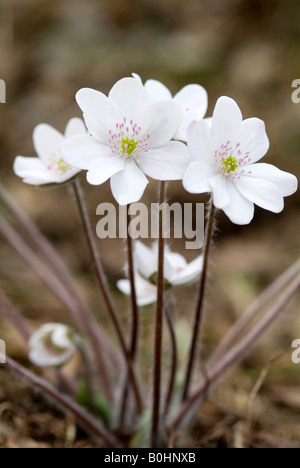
<box><xmin>121</xmin><ymin>137</ymin><xmax>138</xmax><ymax>155</ymax></box>
<box><xmin>109</xmin><ymin>118</ymin><xmax>149</xmax><ymax>160</ymax></box>
<box><xmin>47</xmin><ymin>153</ymin><xmax>73</xmax><ymax>176</ymax></box>
<box><xmin>221</xmin><ymin>155</ymin><xmax>239</xmax><ymax>174</ymax></box>
<box><xmin>215</xmin><ymin>141</ymin><xmax>252</xmax><ymax>180</ymax></box>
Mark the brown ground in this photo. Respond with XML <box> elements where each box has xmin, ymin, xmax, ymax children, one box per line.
<box><xmin>0</xmin><ymin>0</ymin><xmax>300</xmax><ymax>448</ymax></box>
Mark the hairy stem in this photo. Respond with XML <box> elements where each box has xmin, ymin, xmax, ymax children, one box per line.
<box><xmin>0</xmin><ymin>214</ymin><xmax>111</xmax><ymax>402</ymax></box>
<box><xmin>0</xmin><ymin>185</ymin><xmax>121</xmax><ymax>370</ymax></box>
<box><xmin>151</xmin><ymin>181</ymin><xmax>166</xmax><ymax>448</ymax></box>
<box><xmin>182</xmin><ymin>198</ymin><xmax>215</xmax><ymax>401</ymax></box>
<box><xmin>118</xmin><ymin>208</ymin><xmax>140</xmax><ymax>425</ymax></box>
<box><xmin>163</xmin><ymin>298</ymin><xmax>178</xmax><ymax>420</ymax></box>
<box><xmin>71</xmin><ymin>180</ymin><xmax>144</xmax><ymax>414</ymax></box>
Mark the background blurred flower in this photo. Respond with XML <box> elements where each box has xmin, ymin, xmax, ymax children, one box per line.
<box><xmin>117</xmin><ymin>273</ymin><xmax>157</xmax><ymax>306</ymax></box>
<box><xmin>183</xmin><ymin>97</ymin><xmax>298</xmax><ymax>225</ymax></box>
<box><xmin>117</xmin><ymin>241</ymin><xmax>203</xmax><ymax>306</ymax></box>
<box><xmin>29</xmin><ymin>323</ymin><xmax>76</xmax><ymax>367</ymax></box>
<box><xmin>134</xmin><ymin>73</ymin><xmax>208</xmax><ymax>142</ymax></box>
<box><xmin>135</xmin><ymin>241</ymin><xmax>203</xmax><ymax>286</ymax></box>
<box><xmin>13</xmin><ymin>118</ymin><xmax>86</xmax><ymax>186</ymax></box>
<box><xmin>62</xmin><ymin>77</ymin><xmax>191</xmax><ymax>205</ymax></box>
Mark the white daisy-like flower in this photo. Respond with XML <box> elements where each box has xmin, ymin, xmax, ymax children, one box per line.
<box><xmin>29</xmin><ymin>323</ymin><xmax>76</xmax><ymax>367</ymax></box>
<box><xmin>133</xmin><ymin>73</ymin><xmax>208</xmax><ymax>141</ymax></box>
<box><xmin>117</xmin><ymin>273</ymin><xmax>157</xmax><ymax>307</ymax></box>
<box><xmin>62</xmin><ymin>77</ymin><xmax>191</xmax><ymax>205</ymax></box>
<box><xmin>117</xmin><ymin>241</ymin><xmax>203</xmax><ymax>306</ymax></box>
<box><xmin>135</xmin><ymin>241</ymin><xmax>203</xmax><ymax>286</ymax></box>
<box><xmin>13</xmin><ymin>118</ymin><xmax>87</xmax><ymax>186</ymax></box>
<box><xmin>183</xmin><ymin>97</ymin><xmax>298</xmax><ymax>225</ymax></box>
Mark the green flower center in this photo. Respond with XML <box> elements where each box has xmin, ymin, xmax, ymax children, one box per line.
<box><xmin>121</xmin><ymin>137</ymin><xmax>138</xmax><ymax>156</ymax></box>
<box><xmin>221</xmin><ymin>155</ymin><xmax>239</xmax><ymax>174</ymax></box>
<box><xmin>57</xmin><ymin>157</ymin><xmax>71</xmax><ymax>174</ymax></box>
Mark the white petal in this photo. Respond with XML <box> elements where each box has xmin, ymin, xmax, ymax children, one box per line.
<box><xmin>33</xmin><ymin>124</ymin><xmax>64</xmax><ymax>162</ymax></box>
<box><xmin>245</xmin><ymin>163</ymin><xmax>298</xmax><ymax>197</ymax></box>
<box><xmin>166</xmin><ymin>252</ymin><xmax>187</xmax><ymax>271</ymax></box>
<box><xmin>110</xmin><ymin>160</ymin><xmax>149</xmax><ymax>205</ymax></box>
<box><xmin>52</xmin><ymin>326</ymin><xmax>74</xmax><ymax>350</ymax></box>
<box><xmin>62</xmin><ymin>135</ymin><xmax>113</xmax><ymax>169</ymax></box>
<box><xmin>55</xmin><ymin>167</ymin><xmax>81</xmax><ymax>184</ymax></box>
<box><xmin>29</xmin><ymin>348</ymin><xmax>73</xmax><ymax>367</ymax></box>
<box><xmin>76</xmin><ymin>88</ymin><xmax>110</xmax><ymax>131</ymax></box>
<box><xmin>234</xmin><ymin>176</ymin><xmax>284</xmax><ymax>213</ymax></box>
<box><xmin>109</xmin><ymin>77</ymin><xmax>150</xmax><ymax>123</ymax></box>
<box><xmin>171</xmin><ymin>256</ymin><xmax>203</xmax><ymax>286</ymax></box>
<box><xmin>86</xmin><ymin>157</ymin><xmax>125</xmax><ymax>185</ymax></box>
<box><xmin>117</xmin><ymin>276</ymin><xmax>157</xmax><ymax>307</ymax></box>
<box><xmin>117</xmin><ymin>279</ymin><xmax>131</xmax><ymax>296</ymax></box>
<box><xmin>176</xmin><ymin>110</ymin><xmax>199</xmax><ymax>141</ymax></box>
<box><xmin>141</xmin><ymin>101</ymin><xmax>183</xmax><ymax>147</ymax></box>
<box><xmin>135</xmin><ymin>241</ymin><xmax>156</xmax><ymax>279</ymax></box>
<box><xmin>209</xmin><ymin>174</ymin><xmax>231</xmax><ymax>209</ymax></box>
<box><xmin>13</xmin><ymin>156</ymin><xmax>55</xmax><ymax>185</ymax></box>
<box><xmin>222</xmin><ymin>181</ymin><xmax>254</xmax><ymax>225</ymax></box>
<box><xmin>83</xmin><ymin>112</ymin><xmax>109</xmax><ymax>142</ymax></box>
<box><xmin>64</xmin><ymin>118</ymin><xmax>87</xmax><ymax>138</ymax></box>
<box><xmin>211</xmin><ymin>97</ymin><xmax>243</xmax><ymax>150</ymax></box>
<box><xmin>174</xmin><ymin>84</ymin><xmax>208</xmax><ymax>119</ymax></box>
<box><xmin>164</xmin><ymin>252</ymin><xmax>187</xmax><ymax>284</ymax></box>
<box><xmin>235</xmin><ymin>118</ymin><xmax>270</xmax><ymax>164</ymax></box>
<box><xmin>183</xmin><ymin>161</ymin><xmax>217</xmax><ymax>194</ymax></box>
<box><xmin>186</xmin><ymin>120</ymin><xmax>215</xmax><ymax>165</ymax></box>
<box><xmin>139</xmin><ymin>141</ymin><xmax>190</xmax><ymax>181</ymax></box>
<box><xmin>132</xmin><ymin>73</ymin><xmax>143</xmax><ymax>84</ymax></box>
<box><xmin>144</xmin><ymin>79</ymin><xmax>173</xmax><ymax>101</ymax></box>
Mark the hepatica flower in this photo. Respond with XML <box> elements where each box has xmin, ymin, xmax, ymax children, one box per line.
<box><xmin>29</xmin><ymin>323</ymin><xmax>76</xmax><ymax>367</ymax></box>
<box><xmin>134</xmin><ymin>74</ymin><xmax>208</xmax><ymax>141</ymax></box>
<box><xmin>118</xmin><ymin>273</ymin><xmax>157</xmax><ymax>307</ymax></box>
<box><xmin>183</xmin><ymin>97</ymin><xmax>298</xmax><ymax>225</ymax></box>
<box><xmin>14</xmin><ymin>118</ymin><xmax>87</xmax><ymax>186</ymax></box>
<box><xmin>117</xmin><ymin>241</ymin><xmax>203</xmax><ymax>306</ymax></box>
<box><xmin>62</xmin><ymin>77</ymin><xmax>191</xmax><ymax>205</ymax></box>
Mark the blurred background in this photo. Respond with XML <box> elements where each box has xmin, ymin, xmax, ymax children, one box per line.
<box><xmin>0</xmin><ymin>0</ymin><xmax>300</xmax><ymax>448</ymax></box>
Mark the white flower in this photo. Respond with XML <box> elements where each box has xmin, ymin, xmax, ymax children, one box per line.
<box><xmin>14</xmin><ymin>118</ymin><xmax>87</xmax><ymax>186</ymax></box>
<box><xmin>117</xmin><ymin>273</ymin><xmax>157</xmax><ymax>307</ymax></box>
<box><xmin>29</xmin><ymin>323</ymin><xmax>76</xmax><ymax>367</ymax></box>
<box><xmin>135</xmin><ymin>241</ymin><xmax>203</xmax><ymax>286</ymax></box>
<box><xmin>117</xmin><ymin>241</ymin><xmax>203</xmax><ymax>306</ymax></box>
<box><xmin>62</xmin><ymin>77</ymin><xmax>191</xmax><ymax>205</ymax></box>
<box><xmin>133</xmin><ymin>73</ymin><xmax>208</xmax><ymax>142</ymax></box>
<box><xmin>183</xmin><ymin>97</ymin><xmax>298</xmax><ymax>225</ymax></box>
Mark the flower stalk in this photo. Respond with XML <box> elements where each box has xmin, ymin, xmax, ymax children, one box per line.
<box><xmin>118</xmin><ymin>208</ymin><xmax>140</xmax><ymax>425</ymax></box>
<box><xmin>182</xmin><ymin>197</ymin><xmax>215</xmax><ymax>401</ymax></box>
<box><xmin>151</xmin><ymin>181</ymin><xmax>167</xmax><ymax>448</ymax></box>
<box><xmin>70</xmin><ymin>179</ymin><xmax>144</xmax><ymax>415</ymax></box>
<box><xmin>0</xmin><ymin>184</ymin><xmax>121</xmax><ymax>369</ymax></box>
<box><xmin>0</xmin><ymin>213</ymin><xmax>111</xmax><ymax>402</ymax></box>
<box><xmin>163</xmin><ymin>298</ymin><xmax>178</xmax><ymax>419</ymax></box>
